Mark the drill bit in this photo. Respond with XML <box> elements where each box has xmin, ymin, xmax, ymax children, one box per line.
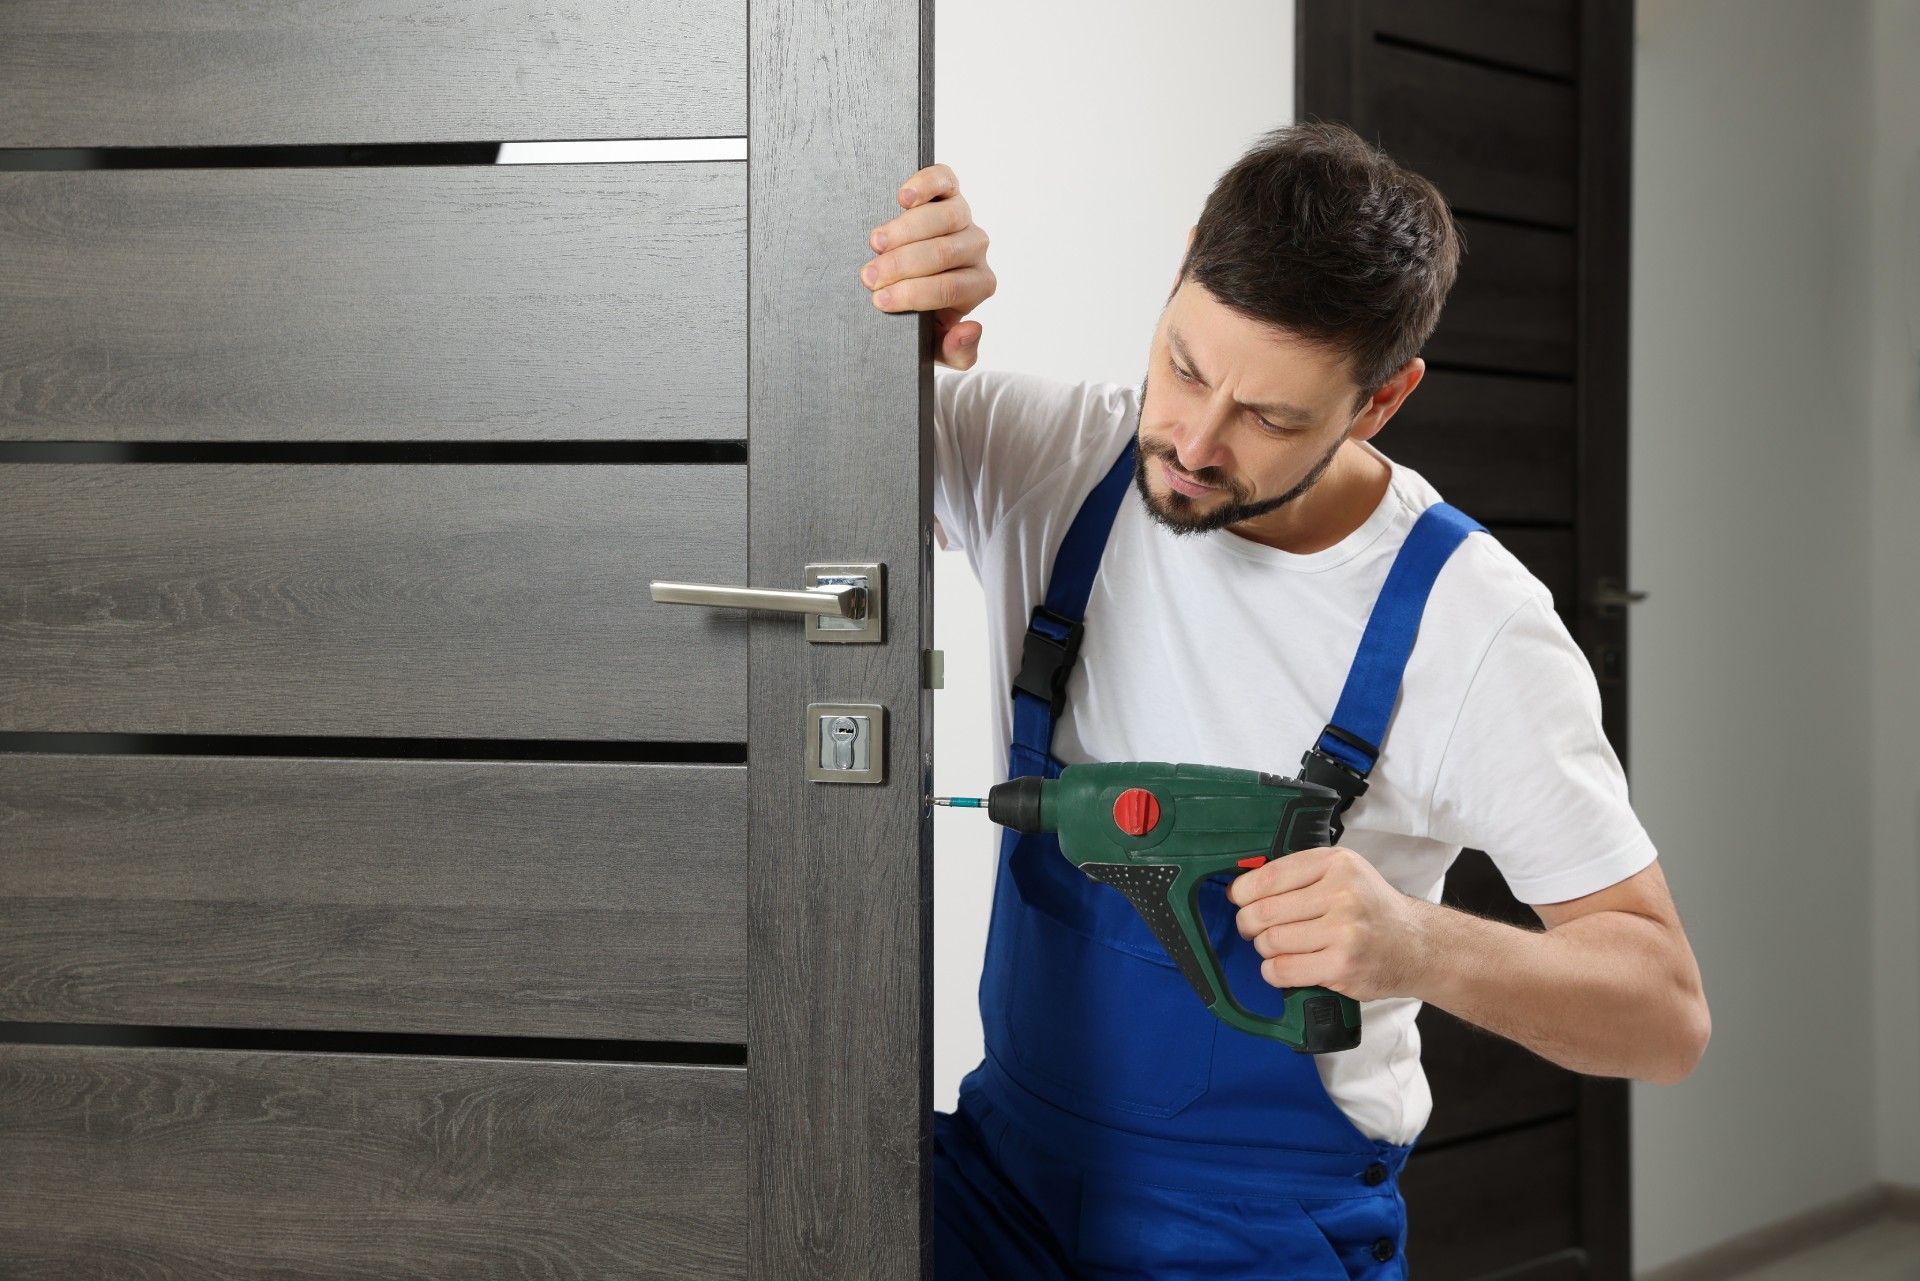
<box><xmin>931</xmin><ymin>796</ymin><xmax>987</xmax><ymax>808</ymax></box>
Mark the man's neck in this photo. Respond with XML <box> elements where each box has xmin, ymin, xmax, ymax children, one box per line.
<box><xmin>1227</xmin><ymin>441</ymin><xmax>1391</xmax><ymax>555</ymax></box>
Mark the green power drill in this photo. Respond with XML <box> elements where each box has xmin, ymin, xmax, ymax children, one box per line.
<box><xmin>936</xmin><ymin>761</ymin><xmax>1361</xmax><ymax>1054</ymax></box>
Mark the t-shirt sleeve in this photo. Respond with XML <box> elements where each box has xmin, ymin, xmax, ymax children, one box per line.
<box><xmin>1424</xmin><ymin>594</ymin><xmax>1659</xmax><ymax>905</ymax></box>
<box><xmin>933</xmin><ymin>364</ymin><xmax>1129</xmax><ymax>564</ymax></box>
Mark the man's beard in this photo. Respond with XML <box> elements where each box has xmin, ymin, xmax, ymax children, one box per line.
<box><xmin>1129</xmin><ymin>372</ymin><xmax>1349</xmax><ymax>537</ymax></box>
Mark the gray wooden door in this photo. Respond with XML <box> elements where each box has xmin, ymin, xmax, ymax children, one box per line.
<box><xmin>0</xmin><ymin>4</ymin><xmax>934</xmax><ymax>1277</ymax></box>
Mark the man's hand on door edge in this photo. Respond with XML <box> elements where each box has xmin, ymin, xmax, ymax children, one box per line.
<box><xmin>862</xmin><ymin>163</ymin><xmax>996</xmax><ymax>370</ymax></box>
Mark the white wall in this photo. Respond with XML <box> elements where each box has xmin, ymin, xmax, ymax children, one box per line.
<box><xmin>929</xmin><ymin>0</ymin><xmax>1297</xmax><ymax>1111</ymax></box>
<box><xmin>1863</xmin><ymin>0</ymin><xmax>1920</xmax><ymax>1199</ymax></box>
<box><xmin>1628</xmin><ymin>0</ymin><xmax>1919</xmax><ymax>1269</ymax></box>
<box><xmin>931</xmin><ymin>0</ymin><xmax>1917</xmax><ymax>1274</ymax></box>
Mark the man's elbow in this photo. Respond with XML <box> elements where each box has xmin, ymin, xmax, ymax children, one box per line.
<box><xmin>1644</xmin><ymin>973</ymin><xmax>1711</xmax><ymax>1086</ymax></box>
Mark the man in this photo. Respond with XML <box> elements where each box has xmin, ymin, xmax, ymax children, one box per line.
<box><xmin>860</xmin><ymin>122</ymin><xmax>1709</xmax><ymax>1279</ymax></box>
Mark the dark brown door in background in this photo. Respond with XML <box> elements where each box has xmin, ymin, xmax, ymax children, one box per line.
<box><xmin>0</xmin><ymin>4</ymin><xmax>935</xmax><ymax>1277</ymax></box>
<box><xmin>1299</xmin><ymin>2</ymin><xmax>1636</xmax><ymax>1280</ymax></box>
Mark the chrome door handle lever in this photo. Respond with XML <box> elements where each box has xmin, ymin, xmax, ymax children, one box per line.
<box><xmin>649</xmin><ymin>561</ymin><xmax>885</xmax><ymax>644</ymax></box>
<box><xmin>649</xmin><ymin>579</ymin><xmax>864</xmax><ymax>619</ymax></box>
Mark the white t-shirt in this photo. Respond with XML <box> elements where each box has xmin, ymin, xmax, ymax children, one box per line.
<box><xmin>933</xmin><ymin>363</ymin><xmax>1659</xmax><ymax>1146</ymax></box>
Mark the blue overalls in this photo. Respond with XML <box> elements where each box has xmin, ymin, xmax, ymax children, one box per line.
<box><xmin>934</xmin><ymin>433</ymin><xmax>1486</xmax><ymax>1280</ymax></box>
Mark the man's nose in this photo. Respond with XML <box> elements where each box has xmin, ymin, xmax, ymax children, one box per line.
<box><xmin>1171</xmin><ymin>398</ymin><xmax>1236</xmax><ymax>475</ymax></box>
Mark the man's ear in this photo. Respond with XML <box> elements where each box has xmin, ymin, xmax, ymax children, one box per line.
<box><xmin>1349</xmin><ymin>358</ymin><xmax>1425</xmax><ymax>443</ymax></box>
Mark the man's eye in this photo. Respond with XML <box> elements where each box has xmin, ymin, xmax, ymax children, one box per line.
<box><xmin>1173</xmin><ymin>363</ymin><xmax>1197</xmax><ymax>384</ymax></box>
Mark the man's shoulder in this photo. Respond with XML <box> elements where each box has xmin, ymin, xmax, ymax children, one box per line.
<box><xmin>1373</xmin><ymin>478</ymin><xmax>1561</xmax><ymax>670</ymax></box>
<box><xmin>1417</xmin><ymin>523</ymin><xmax>1590</xmax><ymax>728</ymax></box>
<box><xmin>1448</xmin><ymin>527</ymin><xmax>1559</xmax><ymax>618</ymax></box>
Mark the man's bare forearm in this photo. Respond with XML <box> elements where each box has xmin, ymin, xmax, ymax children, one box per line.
<box><xmin>1403</xmin><ymin>899</ymin><xmax>1707</xmax><ymax>1084</ymax></box>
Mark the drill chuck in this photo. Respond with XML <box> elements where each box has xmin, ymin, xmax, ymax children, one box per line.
<box><xmin>986</xmin><ymin>776</ymin><xmax>1048</xmax><ymax>832</ymax></box>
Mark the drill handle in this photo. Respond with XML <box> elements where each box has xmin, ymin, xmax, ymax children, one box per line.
<box><xmin>1187</xmin><ymin>898</ymin><xmax>1362</xmax><ymax>1054</ymax></box>
<box><xmin>1086</xmin><ymin>857</ymin><xmax>1360</xmax><ymax>1053</ymax></box>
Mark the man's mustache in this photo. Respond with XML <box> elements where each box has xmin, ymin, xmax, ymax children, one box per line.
<box><xmin>1143</xmin><ymin>441</ymin><xmax>1237</xmax><ymax>495</ymax></box>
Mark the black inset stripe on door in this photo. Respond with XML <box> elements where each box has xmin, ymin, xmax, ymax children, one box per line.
<box><xmin>0</xmin><ymin>442</ymin><xmax>749</xmax><ymax>465</ymax></box>
<box><xmin>0</xmin><ymin>1021</ymin><xmax>748</xmax><ymax>1067</ymax></box>
<box><xmin>0</xmin><ymin>733</ymin><xmax>748</xmax><ymax>765</ymax></box>
<box><xmin>0</xmin><ymin>144</ymin><xmax>502</xmax><ymax>170</ymax></box>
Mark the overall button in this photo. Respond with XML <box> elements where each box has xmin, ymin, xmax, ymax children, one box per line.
<box><xmin>1372</xmin><ymin>1237</ymin><xmax>1397</xmax><ymax>1262</ymax></box>
<box><xmin>1363</xmin><ymin>1161</ymin><xmax>1388</xmax><ymax>1186</ymax></box>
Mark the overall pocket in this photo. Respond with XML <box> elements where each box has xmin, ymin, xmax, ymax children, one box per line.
<box><xmin>1002</xmin><ymin>897</ymin><xmax>1220</xmax><ymax>1118</ymax></box>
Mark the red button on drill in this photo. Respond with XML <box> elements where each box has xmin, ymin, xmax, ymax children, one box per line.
<box><xmin>1112</xmin><ymin>787</ymin><xmax>1161</xmax><ymax>836</ymax></box>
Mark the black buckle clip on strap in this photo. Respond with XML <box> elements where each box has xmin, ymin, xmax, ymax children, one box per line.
<box><xmin>1014</xmin><ymin>604</ymin><xmax>1085</xmax><ymax>718</ymax></box>
<box><xmin>1299</xmin><ymin>724</ymin><xmax>1378</xmax><ymax>843</ymax></box>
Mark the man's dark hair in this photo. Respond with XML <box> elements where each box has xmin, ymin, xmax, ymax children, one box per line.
<box><xmin>1175</xmin><ymin>119</ymin><xmax>1462</xmax><ymax>409</ymax></box>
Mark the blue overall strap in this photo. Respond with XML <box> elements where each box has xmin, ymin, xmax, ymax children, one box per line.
<box><xmin>1301</xmin><ymin>500</ymin><xmax>1487</xmax><ymax>838</ymax></box>
<box><xmin>1008</xmin><ymin>435</ymin><xmax>1139</xmax><ymax>778</ymax></box>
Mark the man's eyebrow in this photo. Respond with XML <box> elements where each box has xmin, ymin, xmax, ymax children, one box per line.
<box><xmin>1167</xmin><ymin>327</ymin><xmax>1315</xmax><ymax>423</ymax></box>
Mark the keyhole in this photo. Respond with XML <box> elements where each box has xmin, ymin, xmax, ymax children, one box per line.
<box><xmin>830</xmin><ymin>717</ymin><xmax>859</xmax><ymax>769</ymax></box>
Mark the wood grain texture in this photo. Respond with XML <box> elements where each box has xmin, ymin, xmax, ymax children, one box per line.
<box><xmin>1575</xmin><ymin>0</ymin><xmax>1638</xmax><ymax>768</ymax></box>
<box><xmin>1418</xmin><ymin>848</ymin><xmax>1581</xmax><ymax>1152</ymax></box>
<box><xmin>0</xmin><ymin>465</ymin><xmax>748</xmax><ymax>739</ymax></box>
<box><xmin>0</xmin><ymin>0</ymin><xmax>744</xmax><ymax>147</ymax></box>
<box><xmin>1464</xmin><ymin>1253</ymin><xmax>1587</xmax><ymax>1281</ymax></box>
<box><xmin>1428</xmin><ymin>217</ymin><xmax>1576</xmax><ymax>376</ymax></box>
<box><xmin>1363</xmin><ymin>0</ymin><xmax>1578</xmax><ymax>77</ymax></box>
<box><xmin>747</xmin><ymin>0</ymin><xmax>935</xmax><ymax>1276</ymax></box>
<box><xmin>1442</xmin><ymin>846</ymin><xmax>1546</xmax><ymax>931</ymax></box>
<box><xmin>1363</xmin><ymin>41</ymin><xmax>1577</xmax><ymax>226</ymax></box>
<box><xmin>0</xmin><ymin>164</ymin><xmax>743</xmax><ymax>441</ymax></box>
<box><xmin>1402</xmin><ymin>1119</ymin><xmax>1581</xmax><ymax>1281</ymax></box>
<box><xmin>1415</xmin><ymin>1005</ymin><xmax>1577</xmax><ymax>1147</ymax></box>
<box><xmin>0</xmin><ymin>754</ymin><xmax>744</xmax><ymax>1040</ymax></box>
<box><xmin>1574</xmin><ymin>8</ymin><xmax>1640</xmax><ymax>1275</ymax></box>
<box><xmin>1385</xmin><ymin>369</ymin><xmax>1575</xmax><ymax>522</ymax></box>
<box><xmin>1296</xmin><ymin>0</ymin><xmax>1362</xmax><ymax>122</ymax></box>
<box><xmin>0</xmin><ymin>1043</ymin><xmax>745</xmax><ymax>1278</ymax></box>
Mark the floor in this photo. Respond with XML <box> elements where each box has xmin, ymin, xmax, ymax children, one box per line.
<box><xmin>1717</xmin><ymin>1216</ymin><xmax>1920</xmax><ymax>1281</ymax></box>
